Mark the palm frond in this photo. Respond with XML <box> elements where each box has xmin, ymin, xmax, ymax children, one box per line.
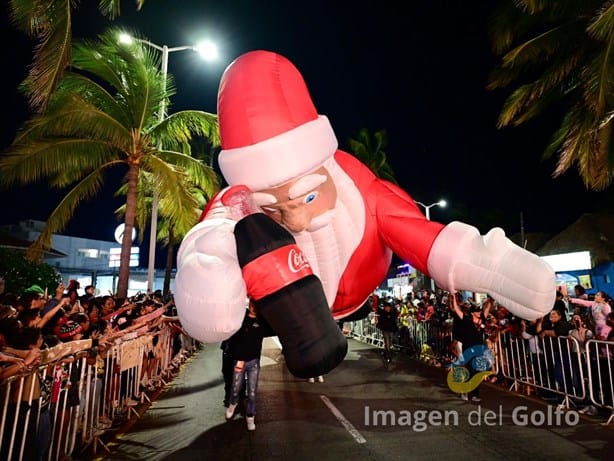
<box><xmin>586</xmin><ymin>2</ymin><xmax>614</xmax><ymax>41</ymax></box>
<box><xmin>26</xmin><ymin>165</ymin><xmax>110</xmax><ymax>259</ymax></box>
<box><xmin>152</xmin><ymin>110</ymin><xmax>220</xmax><ymax>148</ymax></box>
<box><xmin>97</xmin><ymin>0</ymin><xmax>140</xmax><ymax>19</ymax></box>
<box><xmin>489</xmin><ymin>0</ymin><xmax>614</xmax><ymax>190</ymax></box>
<box><xmin>13</xmin><ymin>0</ymin><xmax>72</xmax><ymax>112</ymax></box>
<box><xmin>153</xmin><ymin>150</ymin><xmax>220</xmax><ymax>197</ymax></box>
<box><xmin>0</xmin><ymin>137</ymin><xmax>124</xmax><ymax>188</ymax></box>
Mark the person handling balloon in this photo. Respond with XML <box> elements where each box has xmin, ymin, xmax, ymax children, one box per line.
<box><xmin>174</xmin><ymin>50</ymin><xmax>555</xmax><ymax>378</ymax></box>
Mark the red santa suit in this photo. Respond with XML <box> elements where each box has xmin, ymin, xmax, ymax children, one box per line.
<box><xmin>175</xmin><ymin>50</ymin><xmax>555</xmax><ymax>344</ymax></box>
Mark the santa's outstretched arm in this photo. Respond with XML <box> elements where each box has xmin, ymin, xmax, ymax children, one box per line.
<box><xmin>373</xmin><ymin>180</ymin><xmax>555</xmax><ymax>321</ymax></box>
<box><xmin>426</xmin><ymin>221</ymin><xmax>555</xmax><ymax>321</ymax></box>
<box><xmin>174</xmin><ymin>189</ymin><xmax>248</xmax><ymax>342</ymax></box>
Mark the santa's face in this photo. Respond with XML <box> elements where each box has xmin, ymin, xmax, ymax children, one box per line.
<box><xmin>253</xmin><ymin>166</ymin><xmax>337</xmax><ymax>233</ymax></box>
<box><xmin>249</xmin><ymin>159</ymin><xmax>364</xmax><ymax>309</ymax></box>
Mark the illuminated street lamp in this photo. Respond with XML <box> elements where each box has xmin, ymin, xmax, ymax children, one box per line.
<box><xmin>415</xmin><ymin>199</ymin><xmax>447</xmax><ymax>221</ymax></box>
<box><xmin>119</xmin><ymin>33</ymin><xmax>218</xmax><ymax>294</ymax></box>
<box><xmin>415</xmin><ymin>199</ymin><xmax>447</xmax><ymax>290</ymax></box>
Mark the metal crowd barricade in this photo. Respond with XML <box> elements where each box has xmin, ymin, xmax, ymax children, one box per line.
<box><xmin>0</xmin><ymin>320</ymin><xmax>198</xmax><ymax>460</ymax></box>
<box><xmin>344</xmin><ymin>316</ymin><xmax>454</xmax><ymax>364</ymax></box>
<box><xmin>584</xmin><ymin>339</ymin><xmax>614</xmax><ymax>424</ymax></box>
<box><xmin>346</xmin><ymin>315</ymin><xmax>613</xmax><ymax>424</ymax></box>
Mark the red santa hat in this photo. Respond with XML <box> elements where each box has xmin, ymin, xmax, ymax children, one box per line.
<box><xmin>217</xmin><ymin>50</ymin><xmax>338</xmax><ymax>191</ymax></box>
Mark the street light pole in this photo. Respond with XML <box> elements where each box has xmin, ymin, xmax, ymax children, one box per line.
<box><xmin>415</xmin><ymin>199</ymin><xmax>447</xmax><ymax>291</ymax></box>
<box><xmin>415</xmin><ymin>199</ymin><xmax>447</xmax><ymax>221</ymax></box>
<box><xmin>119</xmin><ymin>34</ymin><xmax>218</xmax><ymax>294</ymax></box>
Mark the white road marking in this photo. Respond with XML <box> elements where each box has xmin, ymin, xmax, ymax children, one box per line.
<box><xmin>320</xmin><ymin>395</ymin><xmax>367</xmax><ymax>444</ymax></box>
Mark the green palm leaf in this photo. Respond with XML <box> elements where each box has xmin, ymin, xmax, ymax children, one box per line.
<box><xmin>0</xmin><ymin>26</ymin><xmax>220</xmax><ymax>297</ymax></box>
<box><xmin>488</xmin><ymin>0</ymin><xmax>614</xmax><ymax>190</ymax></box>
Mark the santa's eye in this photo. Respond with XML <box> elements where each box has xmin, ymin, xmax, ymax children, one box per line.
<box><xmin>303</xmin><ymin>192</ymin><xmax>318</xmax><ymax>204</ymax></box>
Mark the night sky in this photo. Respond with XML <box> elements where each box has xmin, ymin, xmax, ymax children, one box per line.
<box><xmin>1</xmin><ymin>1</ymin><xmax>611</xmax><ymax>261</ymax></box>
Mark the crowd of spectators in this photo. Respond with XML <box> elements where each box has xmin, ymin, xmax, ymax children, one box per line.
<box><xmin>0</xmin><ymin>278</ymin><xmax>190</xmax><ymax>460</ymax></box>
<box><xmin>372</xmin><ymin>283</ymin><xmax>613</xmax><ymax>416</ymax></box>
<box><xmin>0</xmin><ymin>279</ymin><xmax>184</xmax><ymax>385</ymax></box>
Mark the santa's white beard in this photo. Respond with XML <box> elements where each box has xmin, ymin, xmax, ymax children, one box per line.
<box><xmin>291</xmin><ymin>158</ymin><xmax>365</xmax><ymax>308</ymax></box>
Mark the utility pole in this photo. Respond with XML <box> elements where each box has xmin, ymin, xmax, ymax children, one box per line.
<box><xmin>520</xmin><ymin>211</ymin><xmax>526</xmax><ymax>249</ymax></box>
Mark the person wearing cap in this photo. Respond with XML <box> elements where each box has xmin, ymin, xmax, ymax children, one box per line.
<box><xmin>174</xmin><ymin>50</ymin><xmax>555</xmax><ymax>370</ymax></box>
<box><xmin>24</xmin><ymin>284</ymin><xmax>45</xmax><ymax>295</ymax></box>
<box><xmin>55</xmin><ymin>319</ymin><xmax>84</xmax><ymax>342</ymax></box>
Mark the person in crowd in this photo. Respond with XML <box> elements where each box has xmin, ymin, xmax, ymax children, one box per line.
<box><xmin>87</xmin><ymin>298</ymin><xmax>108</xmax><ymax>335</ymax></box>
<box><xmin>55</xmin><ymin>319</ymin><xmax>84</xmax><ymax>342</ymax></box>
<box><xmin>225</xmin><ymin>301</ymin><xmax>274</xmax><ymax>431</ymax></box>
<box><xmin>537</xmin><ymin>309</ymin><xmax>574</xmax><ymax>404</ymax></box>
<box><xmin>0</xmin><ymin>305</ymin><xmax>22</xmax><ymax>351</ymax></box>
<box><xmin>482</xmin><ymin>298</ymin><xmax>501</xmax><ymax>383</ymax></box>
<box><xmin>607</xmin><ymin>312</ymin><xmax>614</xmax><ymax>342</ymax></box>
<box><xmin>221</xmin><ymin>336</ymin><xmax>247</xmax><ymax>408</ymax></box>
<box><xmin>519</xmin><ymin>318</ymin><xmax>555</xmax><ymax>398</ymax></box>
<box><xmin>66</xmin><ymin>279</ymin><xmax>81</xmax><ymax>305</ymax></box>
<box><xmin>375</xmin><ymin>299</ymin><xmax>399</xmax><ymax>363</ymax></box>
<box><xmin>40</xmin><ymin>283</ymin><xmax>68</xmax><ymax>337</ymax></box>
<box><xmin>99</xmin><ymin>295</ymin><xmax>118</xmax><ymax>325</ymax></box>
<box><xmin>0</xmin><ymin>326</ymin><xmax>50</xmax><ymax>461</ymax></box>
<box><xmin>574</xmin><ymin>284</ymin><xmax>589</xmax><ymax>300</ymax></box>
<box><xmin>70</xmin><ymin>312</ymin><xmax>92</xmax><ymax>337</ymax></box>
<box><xmin>20</xmin><ymin>294</ymin><xmax>71</xmax><ymax>331</ymax></box>
<box><xmin>449</xmin><ymin>294</ymin><xmax>493</xmax><ymax>403</ymax></box>
<box><xmin>449</xmin><ymin>294</ymin><xmax>465</xmax><ymax>360</ymax></box>
<box><xmin>0</xmin><ymin>350</ymin><xmax>28</xmax><ymax>380</ymax></box>
<box><xmin>397</xmin><ymin>299</ymin><xmax>413</xmax><ymax>355</ymax></box>
<box><xmin>568</xmin><ymin>291</ymin><xmax>612</xmax><ymax>340</ymax></box>
<box><xmin>423</xmin><ymin>298</ymin><xmax>436</xmax><ymax>322</ymax></box>
<box><xmin>553</xmin><ymin>290</ymin><xmax>569</xmax><ymax>320</ymax></box>
<box><xmin>81</xmin><ymin>285</ymin><xmax>96</xmax><ymax>302</ymax></box>
<box><xmin>19</xmin><ymin>290</ymin><xmax>48</xmax><ymax>313</ymax></box>
<box><xmin>567</xmin><ymin>313</ymin><xmax>598</xmax><ymax>415</ymax></box>
<box><xmin>220</xmin><ymin>338</ymin><xmax>234</xmax><ymax>407</ymax></box>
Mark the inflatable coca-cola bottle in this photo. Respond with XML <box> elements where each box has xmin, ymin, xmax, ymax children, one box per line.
<box><xmin>222</xmin><ymin>185</ymin><xmax>347</xmax><ymax>378</ymax></box>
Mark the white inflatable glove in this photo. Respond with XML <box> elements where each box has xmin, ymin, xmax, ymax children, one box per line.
<box><xmin>427</xmin><ymin>221</ymin><xmax>555</xmax><ymax>321</ymax></box>
<box><xmin>174</xmin><ymin>189</ymin><xmax>248</xmax><ymax>342</ymax></box>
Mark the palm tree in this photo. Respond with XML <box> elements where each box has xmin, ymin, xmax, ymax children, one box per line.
<box><xmin>8</xmin><ymin>0</ymin><xmax>146</xmax><ymax>113</ymax></box>
<box><xmin>487</xmin><ymin>1</ymin><xmax>614</xmax><ymax>190</ymax></box>
<box><xmin>116</xmin><ymin>166</ymin><xmax>218</xmax><ymax>295</ymax></box>
<box><xmin>346</xmin><ymin>128</ymin><xmax>398</xmax><ymax>185</ymax></box>
<box><xmin>0</xmin><ymin>27</ymin><xmax>220</xmax><ymax>298</ymax></box>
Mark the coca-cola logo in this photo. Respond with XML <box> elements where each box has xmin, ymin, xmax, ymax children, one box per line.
<box><xmin>288</xmin><ymin>247</ymin><xmax>310</xmax><ymax>273</ymax></box>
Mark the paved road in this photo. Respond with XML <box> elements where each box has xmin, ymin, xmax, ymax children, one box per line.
<box><xmin>98</xmin><ymin>338</ymin><xmax>614</xmax><ymax>461</ymax></box>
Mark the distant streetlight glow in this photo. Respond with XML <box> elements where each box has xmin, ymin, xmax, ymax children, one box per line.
<box><xmin>415</xmin><ymin>199</ymin><xmax>447</xmax><ymax>221</ymax></box>
<box><xmin>415</xmin><ymin>199</ymin><xmax>447</xmax><ymax>291</ymax></box>
<box><xmin>119</xmin><ymin>31</ymin><xmax>218</xmax><ymax>294</ymax></box>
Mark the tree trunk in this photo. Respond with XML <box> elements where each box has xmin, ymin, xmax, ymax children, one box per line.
<box><xmin>116</xmin><ymin>162</ymin><xmax>139</xmax><ymax>298</ymax></box>
<box><xmin>163</xmin><ymin>227</ymin><xmax>175</xmax><ymax>296</ymax></box>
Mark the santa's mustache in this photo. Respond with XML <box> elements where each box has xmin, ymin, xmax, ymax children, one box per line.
<box><xmin>305</xmin><ymin>209</ymin><xmax>336</xmax><ymax>232</ymax></box>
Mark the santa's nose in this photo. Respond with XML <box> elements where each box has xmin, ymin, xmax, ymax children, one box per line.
<box><xmin>281</xmin><ymin>210</ymin><xmax>311</xmax><ymax>233</ymax></box>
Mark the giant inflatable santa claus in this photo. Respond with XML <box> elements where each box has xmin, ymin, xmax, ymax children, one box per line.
<box><xmin>174</xmin><ymin>50</ymin><xmax>555</xmax><ymax>373</ymax></box>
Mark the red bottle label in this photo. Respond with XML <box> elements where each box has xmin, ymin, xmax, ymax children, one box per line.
<box><xmin>242</xmin><ymin>244</ymin><xmax>314</xmax><ymax>300</ymax></box>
